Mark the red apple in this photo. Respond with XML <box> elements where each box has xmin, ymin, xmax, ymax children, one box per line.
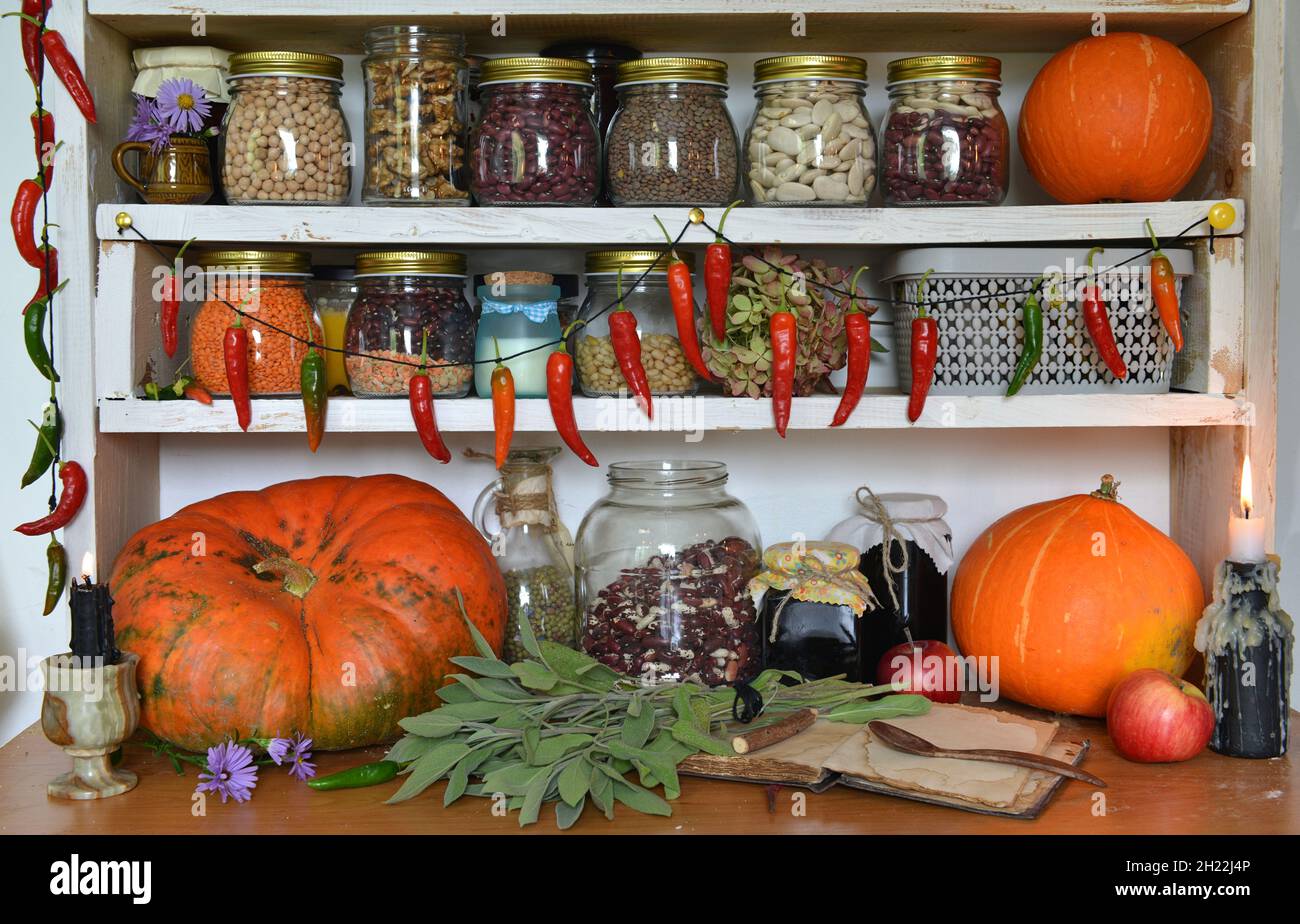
<box><xmin>875</xmin><ymin>639</ymin><xmax>962</xmax><ymax>704</ymax></box>
<box><xmin>1106</xmin><ymin>668</ymin><xmax>1214</xmax><ymax>763</ymax></box>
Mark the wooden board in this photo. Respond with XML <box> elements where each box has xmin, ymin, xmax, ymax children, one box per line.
<box><xmin>1</xmin><ymin>712</ymin><xmax>1294</xmax><ymax>835</ymax></box>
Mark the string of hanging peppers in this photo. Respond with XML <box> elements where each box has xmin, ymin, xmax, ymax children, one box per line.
<box><xmin>10</xmin><ymin>0</ymin><xmax>96</xmax><ymax>615</ymax></box>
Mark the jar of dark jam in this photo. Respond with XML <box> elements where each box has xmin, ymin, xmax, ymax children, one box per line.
<box><xmin>752</xmin><ymin>541</ymin><xmax>879</xmax><ymax>682</ymax></box>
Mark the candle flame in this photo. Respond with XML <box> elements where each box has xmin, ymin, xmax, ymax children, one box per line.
<box><xmin>80</xmin><ymin>550</ymin><xmax>95</xmax><ymax>580</ymax></box>
<box><xmin>1240</xmin><ymin>456</ymin><xmax>1254</xmax><ymax>517</ymax></box>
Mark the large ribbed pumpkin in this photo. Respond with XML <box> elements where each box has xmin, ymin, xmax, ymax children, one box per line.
<box><xmin>1018</xmin><ymin>32</ymin><xmax>1212</xmax><ymax>203</ymax></box>
<box><xmin>951</xmin><ymin>476</ymin><xmax>1203</xmax><ymax>717</ymax></box>
<box><xmin>111</xmin><ymin>475</ymin><xmax>507</xmax><ymax>750</ymax></box>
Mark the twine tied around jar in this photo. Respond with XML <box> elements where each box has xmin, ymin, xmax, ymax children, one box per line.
<box><xmin>854</xmin><ymin>485</ymin><xmax>931</xmax><ymax>611</ymax></box>
<box><xmin>751</xmin><ymin>542</ymin><xmax>876</xmax><ymax>643</ymax></box>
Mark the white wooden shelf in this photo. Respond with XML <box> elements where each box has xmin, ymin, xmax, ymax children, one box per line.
<box><xmin>89</xmin><ymin>1</ymin><xmax>1248</xmax><ymax>53</ymax></box>
<box><xmin>98</xmin><ymin>201</ymin><xmax>1244</xmax><ymax>248</ymax></box>
<box><xmin>97</xmin><ymin>393</ymin><xmax>1253</xmax><ymax>434</ymax></box>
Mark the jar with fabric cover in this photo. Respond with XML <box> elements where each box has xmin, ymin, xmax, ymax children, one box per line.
<box><xmin>473</xmin><ymin>272</ymin><xmax>563</xmax><ymax>398</ymax></box>
<box><xmin>752</xmin><ymin>541</ymin><xmax>879</xmax><ymax>682</ymax></box>
<box><xmin>473</xmin><ymin>449</ymin><xmax>578</xmax><ymax>662</ymax></box>
<box><xmin>825</xmin><ymin>488</ymin><xmax>954</xmax><ymax>673</ymax></box>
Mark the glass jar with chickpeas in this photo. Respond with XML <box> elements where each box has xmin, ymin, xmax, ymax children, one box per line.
<box><xmin>220</xmin><ymin>51</ymin><xmax>352</xmax><ymax>205</ymax></box>
<box><xmin>574</xmin><ymin>250</ymin><xmax>701</xmax><ymax>399</ymax></box>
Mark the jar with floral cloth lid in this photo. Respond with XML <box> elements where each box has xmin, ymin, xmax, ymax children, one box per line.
<box><xmin>751</xmin><ymin>541</ymin><xmax>879</xmax><ymax>682</ymax></box>
<box><xmin>825</xmin><ymin>488</ymin><xmax>955</xmax><ymax>673</ymax></box>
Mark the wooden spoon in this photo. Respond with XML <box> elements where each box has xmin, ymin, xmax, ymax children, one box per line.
<box><xmin>867</xmin><ymin>720</ymin><xmax>1107</xmax><ymax>788</ymax></box>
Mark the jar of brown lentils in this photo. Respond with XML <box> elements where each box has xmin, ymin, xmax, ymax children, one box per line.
<box><xmin>220</xmin><ymin>51</ymin><xmax>352</xmax><ymax>205</ymax></box>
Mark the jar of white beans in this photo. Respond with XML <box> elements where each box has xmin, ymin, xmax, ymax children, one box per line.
<box><xmin>220</xmin><ymin>51</ymin><xmax>352</xmax><ymax>206</ymax></box>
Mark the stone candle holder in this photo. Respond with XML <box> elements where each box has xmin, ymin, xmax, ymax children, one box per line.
<box><xmin>40</xmin><ymin>652</ymin><xmax>140</xmax><ymax>800</ymax></box>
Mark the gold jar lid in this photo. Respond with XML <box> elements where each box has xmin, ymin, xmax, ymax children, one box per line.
<box><xmin>194</xmin><ymin>249</ymin><xmax>312</xmax><ymax>275</ymax></box>
<box><xmin>754</xmin><ymin>54</ymin><xmax>867</xmax><ymax>84</ymax></box>
<box><xmin>478</xmin><ymin>56</ymin><xmax>594</xmax><ymax>86</ymax></box>
<box><xmin>585</xmin><ymin>249</ymin><xmax>695</xmax><ymax>275</ymax></box>
<box><xmin>615</xmin><ymin>57</ymin><xmax>728</xmax><ymax>87</ymax></box>
<box><xmin>354</xmin><ymin>250</ymin><xmax>467</xmax><ymax>277</ymax></box>
<box><xmin>227</xmin><ymin>51</ymin><xmax>345</xmax><ymax>81</ymax></box>
<box><xmin>887</xmin><ymin>54</ymin><xmax>1001</xmax><ymax>85</ymax></box>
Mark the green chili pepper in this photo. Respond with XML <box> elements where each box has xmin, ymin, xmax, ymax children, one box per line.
<box><xmin>300</xmin><ymin>347</ymin><xmax>327</xmax><ymax>453</ymax></box>
<box><xmin>43</xmin><ymin>536</ymin><xmax>67</xmax><ymax>616</ymax></box>
<box><xmin>1006</xmin><ymin>281</ymin><xmax>1045</xmax><ymax>397</ymax></box>
<box><xmin>21</xmin><ymin>402</ymin><xmax>60</xmax><ymax>488</ymax></box>
<box><xmin>307</xmin><ymin>759</ymin><xmax>400</xmax><ymax>791</ymax></box>
<box><xmin>24</xmin><ymin>293</ymin><xmax>59</xmax><ymax>382</ymax></box>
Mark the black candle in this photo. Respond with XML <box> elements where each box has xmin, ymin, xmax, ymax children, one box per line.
<box><xmin>68</xmin><ymin>576</ymin><xmax>119</xmax><ymax>665</ymax></box>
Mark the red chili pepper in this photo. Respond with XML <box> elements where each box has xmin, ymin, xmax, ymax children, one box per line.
<box><xmin>40</xmin><ymin>29</ymin><xmax>96</xmax><ymax>124</ymax></box>
<box><xmin>769</xmin><ymin>281</ymin><xmax>797</xmax><ymax>438</ymax></box>
<box><xmin>831</xmin><ymin>266</ymin><xmax>872</xmax><ymax>427</ymax></box>
<box><xmin>704</xmin><ymin>200</ymin><xmax>741</xmax><ymax>342</ymax></box>
<box><xmin>224</xmin><ymin>318</ymin><xmax>252</xmax><ymax>431</ymax></box>
<box><xmin>12</xmin><ymin>179</ymin><xmax>44</xmax><ymax>268</ymax></box>
<box><xmin>907</xmin><ymin>269</ymin><xmax>939</xmax><ymax>423</ymax></box>
<box><xmin>24</xmin><ymin>245</ymin><xmax>57</xmax><ymax>315</ymax></box>
<box><xmin>408</xmin><ymin>333</ymin><xmax>451</xmax><ymax>463</ymax></box>
<box><xmin>183</xmin><ymin>383</ymin><xmax>213</xmax><ymax>405</ymax></box>
<box><xmin>654</xmin><ymin>215</ymin><xmax>713</xmax><ymax>382</ymax></box>
<box><xmin>20</xmin><ymin>1</ymin><xmax>47</xmax><ymax>88</ymax></box>
<box><xmin>15</xmin><ymin>460</ymin><xmax>86</xmax><ymax>536</ymax></box>
<box><xmin>491</xmin><ymin>360</ymin><xmax>515</xmax><ymax>470</ymax></box>
<box><xmin>547</xmin><ymin>346</ymin><xmax>597</xmax><ymax>467</ymax></box>
<box><xmin>607</xmin><ymin>268</ymin><xmax>652</xmax><ymax>419</ymax></box>
<box><xmin>1081</xmin><ymin>246</ymin><xmax>1128</xmax><ymax>380</ymax></box>
<box><xmin>160</xmin><ymin>272</ymin><xmax>180</xmax><ymax>357</ymax></box>
<box><xmin>32</xmin><ymin>109</ymin><xmax>55</xmax><ymax>189</ymax></box>
<box><xmin>1144</xmin><ymin>219</ymin><xmax>1183</xmax><ymax>353</ymax></box>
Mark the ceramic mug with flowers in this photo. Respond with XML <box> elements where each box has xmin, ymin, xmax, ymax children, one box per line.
<box><xmin>113</xmin><ymin>78</ymin><xmax>219</xmax><ymax>204</ymax></box>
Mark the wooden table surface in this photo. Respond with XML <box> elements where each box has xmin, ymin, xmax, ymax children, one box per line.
<box><xmin>1</xmin><ymin>714</ymin><xmax>1295</xmax><ymax>835</ymax></box>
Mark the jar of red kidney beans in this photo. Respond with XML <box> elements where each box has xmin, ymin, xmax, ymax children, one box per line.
<box><xmin>470</xmin><ymin>57</ymin><xmax>600</xmax><ymax>205</ymax></box>
<box><xmin>881</xmin><ymin>55</ymin><xmax>1008</xmax><ymax>205</ymax></box>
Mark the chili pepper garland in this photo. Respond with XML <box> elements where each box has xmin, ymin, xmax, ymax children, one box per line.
<box><xmin>704</xmin><ymin>200</ymin><xmax>742</xmax><ymax>342</ymax></box>
<box><xmin>830</xmin><ymin>265</ymin><xmax>872</xmax><ymax>427</ymax></box>
<box><xmin>907</xmin><ymin>268</ymin><xmax>939</xmax><ymax>423</ymax></box>
<box><xmin>1145</xmin><ymin>218</ymin><xmax>1183</xmax><ymax>353</ymax></box>
<box><xmin>1080</xmin><ymin>246</ymin><xmax>1128</xmax><ymax>380</ymax></box>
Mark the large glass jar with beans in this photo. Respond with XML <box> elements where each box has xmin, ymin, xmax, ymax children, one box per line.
<box><xmin>574</xmin><ymin>250</ymin><xmax>701</xmax><ymax>398</ymax></box>
<box><xmin>605</xmin><ymin>57</ymin><xmax>739</xmax><ymax>206</ymax></box>
<box><xmin>361</xmin><ymin>26</ymin><xmax>470</xmax><ymax>205</ymax></box>
<box><xmin>188</xmin><ymin>249</ymin><xmax>321</xmax><ymax>397</ymax></box>
<box><xmin>220</xmin><ymin>51</ymin><xmax>351</xmax><ymax>205</ymax></box>
<box><xmin>881</xmin><ymin>55</ymin><xmax>1008</xmax><ymax>205</ymax></box>
<box><xmin>744</xmin><ymin>55</ymin><xmax>877</xmax><ymax>206</ymax></box>
<box><xmin>344</xmin><ymin>251</ymin><xmax>476</xmax><ymax>398</ymax></box>
<box><xmin>469</xmin><ymin>57</ymin><xmax>600</xmax><ymax>206</ymax></box>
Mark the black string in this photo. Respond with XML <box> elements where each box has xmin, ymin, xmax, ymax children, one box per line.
<box><xmin>118</xmin><ymin>220</ymin><xmax>691</xmax><ymax>370</ymax></box>
<box><xmin>731</xmin><ymin>680</ymin><xmax>765</xmax><ymax>724</ymax></box>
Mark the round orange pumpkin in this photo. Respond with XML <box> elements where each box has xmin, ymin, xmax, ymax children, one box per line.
<box><xmin>1018</xmin><ymin>32</ymin><xmax>1212</xmax><ymax>203</ymax></box>
<box><xmin>951</xmin><ymin>476</ymin><xmax>1204</xmax><ymax>717</ymax></box>
<box><xmin>111</xmin><ymin>475</ymin><xmax>507</xmax><ymax>750</ymax></box>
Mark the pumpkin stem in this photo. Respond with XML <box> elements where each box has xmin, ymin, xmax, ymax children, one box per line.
<box><xmin>253</xmin><ymin>556</ymin><xmax>317</xmax><ymax>599</ymax></box>
<box><xmin>1090</xmin><ymin>474</ymin><xmax>1122</xmax><ymax>501</ymax></box>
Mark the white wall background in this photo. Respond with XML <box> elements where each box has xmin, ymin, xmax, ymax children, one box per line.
<box><xmin>0</xmin><ymin>18</ymin><xmax>1295</xmax><ymax>744</ymax></box>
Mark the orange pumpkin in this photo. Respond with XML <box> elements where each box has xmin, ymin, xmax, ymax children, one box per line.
<box><xmin>1018</xmin><ymin>32</ymin><xmax>1212</xmax><ymax>204</ymax></box>
<box><xmin>951</xmin><ymin>476</ymin><xmax>1204</xmax><ymax>717</ymax></box>
<box><xmin>111</xmin><ymin>475</ymin><xmax>507</xmax><ymax>750</ymax></box>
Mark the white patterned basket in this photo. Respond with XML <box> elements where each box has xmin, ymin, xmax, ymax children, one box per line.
<box><xmin>881</xmin><ymin>247</ymin><xmax>1194</xmax><ymax>395</ymax></box>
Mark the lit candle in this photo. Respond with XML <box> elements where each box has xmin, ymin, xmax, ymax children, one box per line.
<box><xmin>68</xmin><ymin>551</ymin><xmax>119</xmax><ymax>664</ymax></box>
<box><xmin>1227</xmin><ymin>456</ymin><xmax>1266</xmax><ymax>563</ymax></box>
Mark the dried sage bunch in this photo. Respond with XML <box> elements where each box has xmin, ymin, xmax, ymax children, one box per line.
<box><xmin>384</xmin><ymin>592</ymin><xmax>929</xmax><ymax>829</ymax></box>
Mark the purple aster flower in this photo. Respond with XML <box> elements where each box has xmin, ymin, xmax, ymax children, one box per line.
<box><xmin>196</xmin><ymin>740</ymin><xmax>258</xmax><ymax>804</ymax></box>
<box><xmin>156</xmin><ymin>78</ymin><xmax>211</xmax><ymax>134</ymax></box>
<box><xmin>266</xmin><ymin>737</ymin><xmax>292</xmax><ymax>765</ymax></box>
<box><xmin>124</xmin><ymin>94</ymin><xmax>170</xmax><ymax>154</ymax></box>
<box><xmin>286</xmin><ymin>733</ymin><xmax>316</xmax><ymax>782</ymax></box>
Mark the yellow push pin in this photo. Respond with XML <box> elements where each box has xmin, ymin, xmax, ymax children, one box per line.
<box><xmin>1207</xmin><ymin>201</ymin><xmax>1236</xmax><ymax>231</ymax></box>
<box><xmin>687</xmin><ymin>207</ymin><xmax>705</xmax><ymax>225</ymax></box>
<box><xmin>114</xmin><ymin>211</ymin><xmax>133</xmax><ymax>231</ymax></box>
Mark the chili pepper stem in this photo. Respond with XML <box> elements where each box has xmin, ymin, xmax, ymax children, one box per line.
<box><xmin>713</xmin><ymin>199</ymin><xmax>742</xmax><ymax>241</ymax></box>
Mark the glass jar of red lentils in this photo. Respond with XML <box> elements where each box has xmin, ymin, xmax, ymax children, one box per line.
<box><xmin>189</xmin><ymin>249</ymin><xmax>322</xmax><ymax>397</ymax></box>
<box><xmin>344</xmin><ymin>251</ymin><xmax>476</xmax><ymax>397</ymax></box>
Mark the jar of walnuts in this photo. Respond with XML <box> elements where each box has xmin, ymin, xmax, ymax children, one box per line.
<box><xmin>220</xmin><ymin>51</ymin><xmax>351</xmax><ymax>205</ymax></box>
<box><xmin>362</xmin><ymin>26</ymin><xmax>470</xmax><ymax>205</ymax></box>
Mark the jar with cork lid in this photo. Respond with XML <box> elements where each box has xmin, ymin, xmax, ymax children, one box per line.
<box><xmin>220</xmin><ymin>51</ymin><xmax>352</xmax><ymax>205</ymax></box>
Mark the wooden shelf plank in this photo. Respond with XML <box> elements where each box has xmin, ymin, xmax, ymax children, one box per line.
<box><xmin>97</xmin><ymin>393</ymin><xmax>1254</xmax><ymax>434</ymax></box>
<box><xmin>89</xmin><ymin>1</ymin><xmax>1249</xmax><ymax>53</ymax></box>
<box><xmin>98</xmin><ymin>201</ymin><xmax>1245</xmax><ymax>248</ymax></box>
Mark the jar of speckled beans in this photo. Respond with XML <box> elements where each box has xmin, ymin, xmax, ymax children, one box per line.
<box><xmin>470</xmin><ymin>57</ymin><xmax>600</xmax><ymax>206</ymax></box>
<box><xmin>344</xmin><ymin>251</ymin><xmax>476</xmax><ymax>397</ymax></box>
<box><xmin>220</xmin><ymin>51</ymin><xmax>352</xmax><ymax>205</ymax></box>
